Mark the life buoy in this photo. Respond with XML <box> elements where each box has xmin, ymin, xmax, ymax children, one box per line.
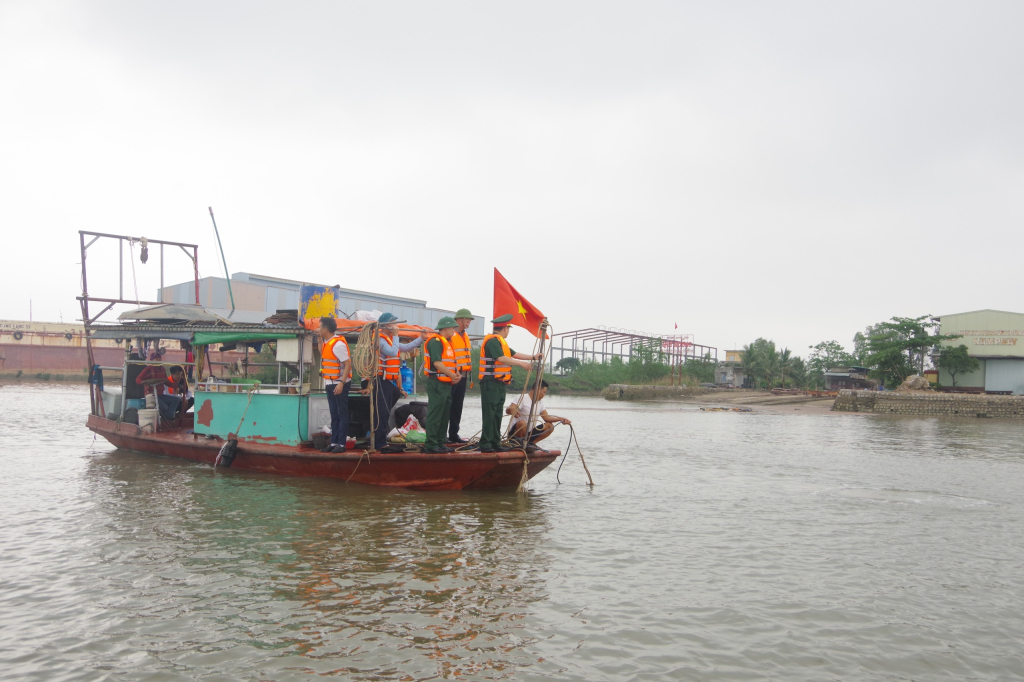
<box><xmin>115</xmin><ymin>338</ymin><xmax>124</xmax><ymax>345</ymax></box>
<box><xmin>65</xmin><ymin>332</ymin><xmax>73</xmax><ymax>340</ymax></box>
<box><xmin>13</xmin><ymin>331</ymin><xmax>23</xmax><ymax>341</ymax></box>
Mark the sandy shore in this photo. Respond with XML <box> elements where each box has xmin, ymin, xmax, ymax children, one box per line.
<box><xmin>682</xmin><ymin>389</ymin><xmax>840</xmax><ymax>415</ymax></box>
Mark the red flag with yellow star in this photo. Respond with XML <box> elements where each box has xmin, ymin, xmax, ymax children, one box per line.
<box><xmin>493</xmin><ymin>268</ymin><xmax>546</xmax><ymax>338</ymax></box>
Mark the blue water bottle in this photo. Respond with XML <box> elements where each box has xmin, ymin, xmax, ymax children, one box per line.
<box><xmin>400</xmin><ymin>360</ymin><xmax>414</xmax><ymax>394</ymax></box>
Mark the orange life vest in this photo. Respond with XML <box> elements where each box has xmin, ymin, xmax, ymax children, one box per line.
<box><xmin>321</xmin><ymin>335</ymin><xmax>351</xmax><ymax>382</ymax></box>
<box><xmin>423</xmin><ymin>334</ymin><xmax>458</xmax><ymax>383</ymax></box>
<box><xmin>378</xmin><ymin>332</ymin><xmax>402</xmax><ymax>382</ymax></box>
<box><xmin>164</xmin><ymin>375</ymin><xmax>186</xmax><ymax>395</ymax></box>
<box><xmin>479</xmin><ymin>334</ymin><xmax>512</xmax><ymax>384</ymax></box>
<box><xmin>450</xmin><ymin>330</ymin><xmax>472</xmax><ymax>372</ymax></box>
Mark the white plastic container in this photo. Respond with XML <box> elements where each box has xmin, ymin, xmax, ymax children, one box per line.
<box><xmin>145</xmin><ymin>393</ymin><xmax>156</xmax><ymax>408</ymax></box>
<box><xmin>100</xmin><ymin>390</ymin><xmax>122</xmax><ymax>417</ymax></box>
<box><xmin>138</xmin><ymin>408</ymin><xmax>159</xmax><ymax>434</ymax></box>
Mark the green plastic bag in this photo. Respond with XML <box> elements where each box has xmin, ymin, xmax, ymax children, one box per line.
<box><xmin>404</xmin><ymin>430</ymin><xmax>426</xmax><ymax>443</ymax></box>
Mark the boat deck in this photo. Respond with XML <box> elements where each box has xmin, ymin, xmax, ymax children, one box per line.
<box><xmin>87</xmin><ymin>415</ymin><xmax>559</xmax><ymax>490</ymax></box>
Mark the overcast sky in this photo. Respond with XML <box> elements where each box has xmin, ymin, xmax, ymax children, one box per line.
<box><xmin>2</xmin><ymin>1</ymin><xmax>1022</xmax><ymax>356</ymax></box>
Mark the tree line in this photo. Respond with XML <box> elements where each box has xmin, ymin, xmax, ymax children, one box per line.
<box><xmin>741</xmin><ymin>315</ymin><xmax>978</xmax><ymax>390</ymax></box>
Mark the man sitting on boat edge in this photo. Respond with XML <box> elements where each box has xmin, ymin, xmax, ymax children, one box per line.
<box><xmin>507</xmin><ymin>379</ymin><xmax>570</xmax><ymax>446</ymax></box>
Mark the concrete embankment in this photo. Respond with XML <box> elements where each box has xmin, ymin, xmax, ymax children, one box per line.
<box><xmin>604</xmin><ymin>384</ymin><xmax>710</xmax><ymax>401</ymax></box>
<box><xmin>833</xmin><ymin>389</ymin><xmax>1024</xmax><ymax>418</ymax></box>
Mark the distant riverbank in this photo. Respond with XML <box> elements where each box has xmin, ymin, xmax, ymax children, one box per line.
<box><xmin>605</xmin><ymin>386</ymin><xmax>838</xmax><ymax>415</ymax></box>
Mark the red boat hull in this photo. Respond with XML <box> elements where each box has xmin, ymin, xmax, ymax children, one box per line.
<box><xmin>86</xmin><ymin>415</ymin><xmax>558</xmax><ymax>490</ymax></box>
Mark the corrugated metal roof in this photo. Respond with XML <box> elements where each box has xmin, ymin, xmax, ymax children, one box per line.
<box><xmin>117</xmin><ymin>304</ymin><xmax>275</xmax><ymax>326</ymax></box>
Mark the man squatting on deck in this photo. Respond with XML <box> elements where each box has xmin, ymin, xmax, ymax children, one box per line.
<box><xmin>506</xmin><ymin>379</ymin><xmax>571</xmax><ymax>445</ymax></box>
<box><xmin>318</xmin><ymin>317</ymin><xmax>352</xmax><ymax>453</ymax></box>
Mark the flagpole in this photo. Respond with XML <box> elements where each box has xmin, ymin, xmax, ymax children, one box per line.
<box><xmin>518</xmin><ymin>317</ymin><xmax>548</xmax><ymax>493</ymax></box>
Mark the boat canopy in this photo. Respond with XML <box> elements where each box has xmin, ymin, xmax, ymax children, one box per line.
<box><xmin>118</xmin><ymin>304</ymin><xmax>276</xmax><ymax>325</ymax></box>
<box><xmin>87</xmin><ymin>323</ymin><xmax>304</xmax><ymax>343</ymax></box>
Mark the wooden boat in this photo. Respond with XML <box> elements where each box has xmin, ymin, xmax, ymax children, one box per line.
<box><xmin>86</xmin><ymin>413</ymin><xmax>556</xmax><ymax>491</ymax></box>
<box><xmin>78</xmin><ymin>231</ymin><xmax>557</xmax><ymax>491</ymax></box>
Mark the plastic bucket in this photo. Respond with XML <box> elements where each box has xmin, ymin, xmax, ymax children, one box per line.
<box><xmin>138</xmin><ymin>408</ymin><xmax>159</xmax><ymax>434</ymax></box>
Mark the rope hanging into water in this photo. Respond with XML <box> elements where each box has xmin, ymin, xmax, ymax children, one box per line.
<box><xmin>556</xmin><ymin>424</ymin><xmax>595</xmax><ymax>486</ymax></box>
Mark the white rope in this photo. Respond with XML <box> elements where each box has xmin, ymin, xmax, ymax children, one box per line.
<box><xmin>127</xmin><ymin>238</ymin><xmax>141</xmax><ymax>306</ymax></box>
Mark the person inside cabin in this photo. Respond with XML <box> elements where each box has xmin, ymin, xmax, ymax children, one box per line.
<box><xmin>506</xmin><ymin>380</ymin><xmax>571</xmax><ymax>445</ymax></box>
<box><xmin>318</xmin><ymin>316</ymin><xmax>352</xmax><ymax>453</ymax></box>
<box><xmin>157</xmin><ymin>366</ymin><xmax>192</xmax><ymax>420</ymax></box>
<box><xmin>361</xmin><ymin>312</ymin><xmax>426</xmax><ymax>452</ymax></box>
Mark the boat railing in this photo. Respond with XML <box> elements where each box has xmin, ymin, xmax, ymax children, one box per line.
<box><xmin>193</xmin><ymin>379</ymin><xmax>315</xmax><ymax>395</ymax></box>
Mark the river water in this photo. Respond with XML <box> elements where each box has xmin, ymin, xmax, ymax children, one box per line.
<box><xmin>2</xmin><ymin>383</ymin><xmax>1024</xmax><ymax>681</ymax></box>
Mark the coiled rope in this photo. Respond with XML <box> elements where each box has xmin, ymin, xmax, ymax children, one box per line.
<box><xmin>352</xmin><ymin>323</ymin><xmax>382</xmax><ymax>451</ymax></box>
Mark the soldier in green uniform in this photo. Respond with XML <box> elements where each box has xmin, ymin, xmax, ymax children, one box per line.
<box><xmin>423</xmin><ymin>317</ymin><xmax>463</xmax><ymax>454</ymax></box>
<box><xmin>478</xmin><ymin>314</ymin><xmax>541</xmax><ymax>453</ymax></box>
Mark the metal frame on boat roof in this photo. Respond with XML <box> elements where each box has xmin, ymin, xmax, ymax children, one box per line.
<box><xmin>78</xmin><ymin>230</ymin><xmax>202</xmax><ymax>416</ymax></box>
<box><xmin>86</xmin><ymin>323</ymin><xmax>305</xmax><ymax>342</ymax></box>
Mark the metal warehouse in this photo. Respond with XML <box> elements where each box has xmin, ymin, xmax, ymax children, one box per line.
<box><xmin>159</xmin><ymin>272</ymin><xmax>484</xmax><ymax>336</ymax></box>
<box><xmin>935</xmin><ymin>309</ymin><xmax>1024</xmax><ymax>394</ymax></box>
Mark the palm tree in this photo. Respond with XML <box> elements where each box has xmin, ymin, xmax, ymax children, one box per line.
<box><xmin>741</xmin><ymin>343</ymin><xmax>762</xmax><ymax>388</ymax></box>
<box><xmin>761</xmin><ymin>340</ymin><xmax>779</xmax><ymax>388</ymax></box>
<box><xmin>742</xmin><ymin>338</ymin><xmax>781</xmax><ymax>389</ymax></box>
<box><xmin>779</xmin><ymin>348</ymin><xmax>793</xmax><ymax>388</ymax></box>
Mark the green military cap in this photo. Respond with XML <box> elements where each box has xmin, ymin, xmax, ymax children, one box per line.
<box><xmin>454</xmin><ymin>308</ymin><xmax>474</xmax><ymax>320</ymax></box>
<box><xmin>436</xmin><ymin>316</ymin><xmax>458</xmax><ymax>330</ymax></box>
<box><xmin>378</xmin><ymin>312</ymin><xmax>399</xmax><ymax>324</ymax></box>
<box><xmin>491</xmin><ymin>314</ymin><xmax>513</xmax><ymax>325</ymax></box>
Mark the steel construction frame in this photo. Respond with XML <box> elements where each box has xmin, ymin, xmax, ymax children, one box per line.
<box><xmin>549</xmin><ymin>326</ymin><xmax>717</xmax><ymax>383</ymax></box>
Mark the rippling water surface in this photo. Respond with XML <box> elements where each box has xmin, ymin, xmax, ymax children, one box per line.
<box><xmin>3</xmin><ymin>383</ymin><xmax>1024</xmax><ymax>681</ymax></box>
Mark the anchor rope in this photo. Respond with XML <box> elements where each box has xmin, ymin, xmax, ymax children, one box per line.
<box><xmin>233</xmin><ymin>384</ymin><xmax>259</xmax><ymax>438</ymax></box>
<box><xmin>214</xmin><ymin>384</ymin><xmax>258</xmax><ymax>471</ymax></box>
<box><xmin>556</xmin><ymin>423</ymin><xmax>595</xmax><ymax>486</ymax></box>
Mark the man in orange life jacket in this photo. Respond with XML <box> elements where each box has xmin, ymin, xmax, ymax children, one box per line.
<box><xmin>479</xmin><ymin>314</ymin><xmax>542</xmax><ymax>453</ymax></box>
<box><xmin>423</xmin><ymin>317</ymin><xmax>463</xmax><ymax>453</ymax></box>
<box><xmin>318</xmin><ymin>316</ymin><xmax>352</xmax><ymax>453</ymax></box>
<box><xmin>446</xmin><ymin>308</ymin><xmax>475</xmax><ymax>444</ymax></box>
<box><xmin>157</xmin><ymin>365</ymin><xmax>191</xmax><ymax>420</ymax></box>
<box><xmin>361</xmin><ymin>312</ymin><xmax>425</xmax><ymax>451</ymax></box>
